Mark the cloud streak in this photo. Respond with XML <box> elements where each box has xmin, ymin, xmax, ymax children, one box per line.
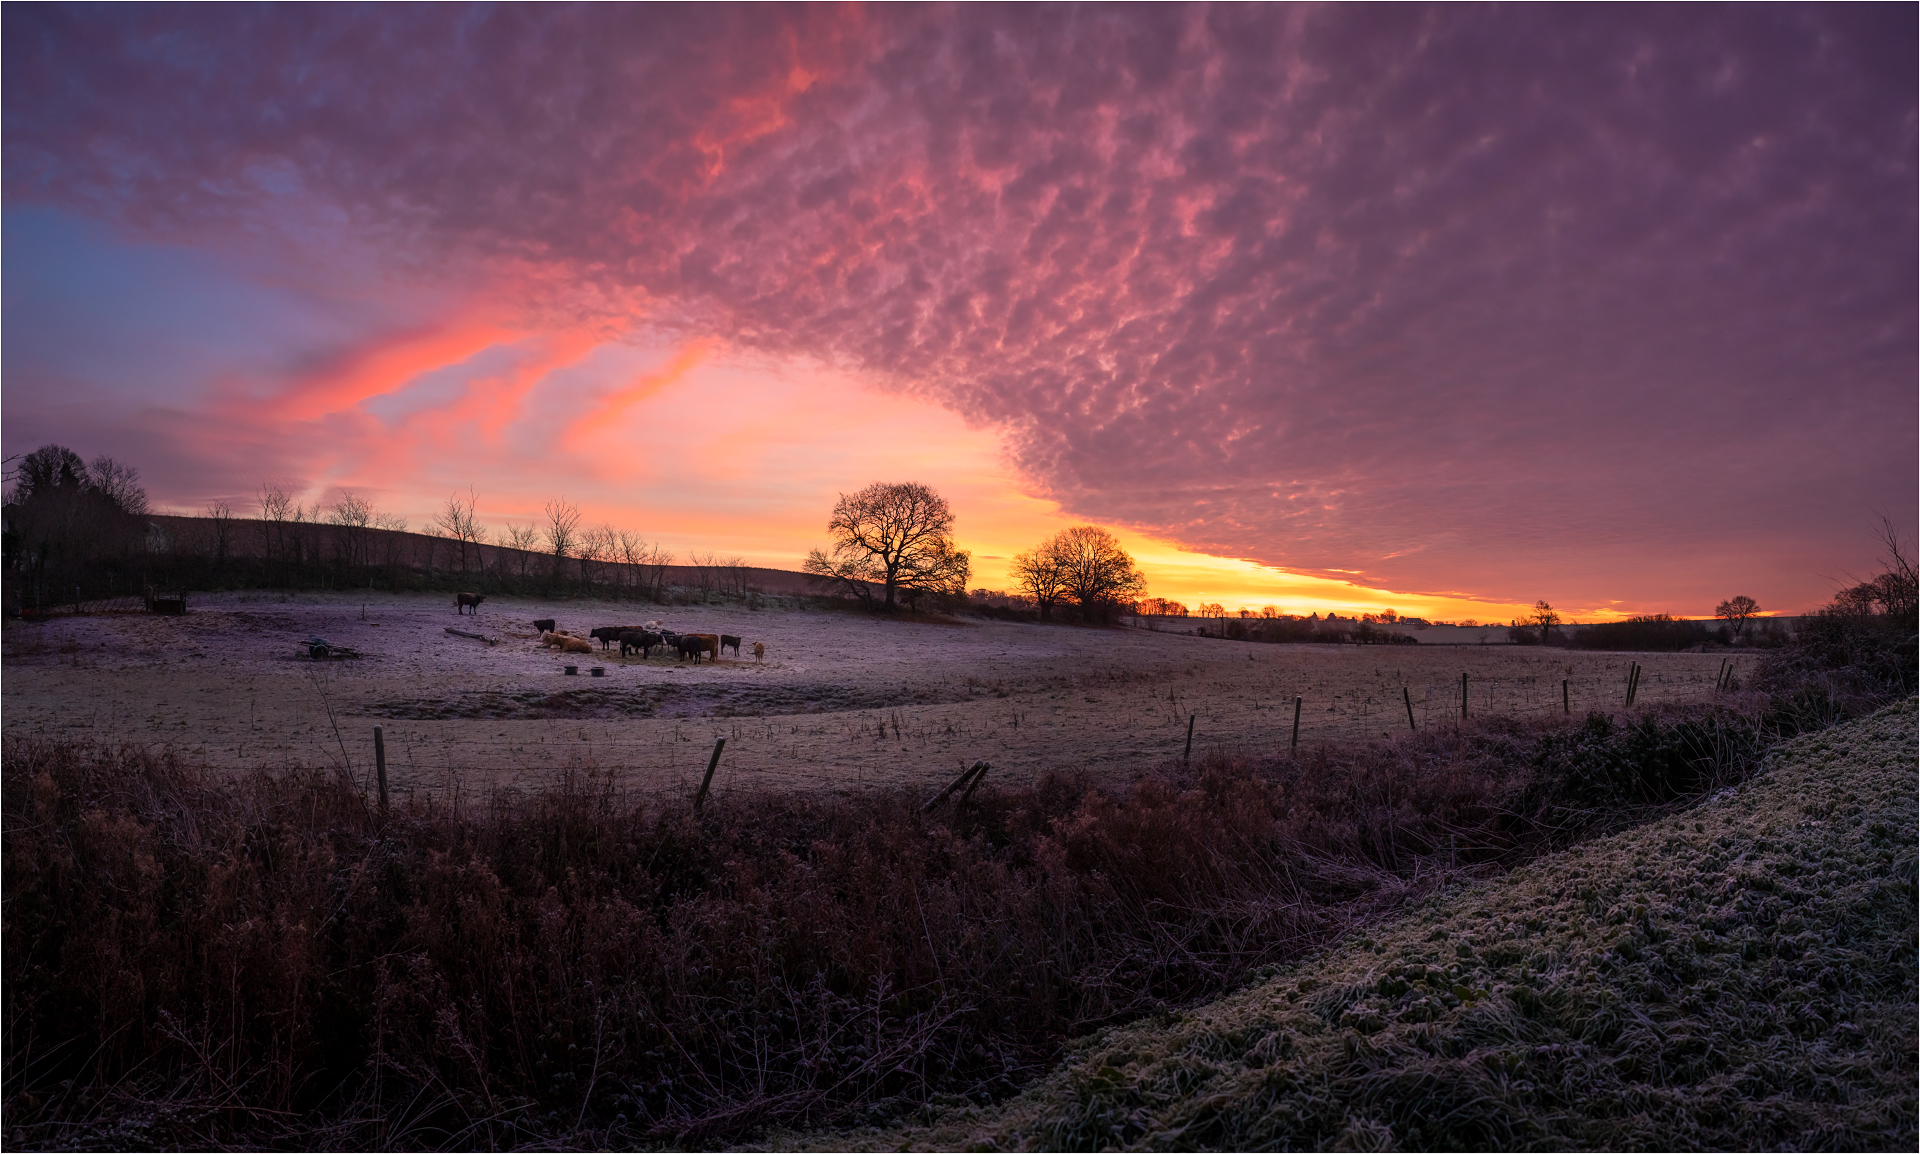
<box><xmin>4</xmin><ymin>4</ymin><xmax>1913</xmax><ymax>611</ymax></box>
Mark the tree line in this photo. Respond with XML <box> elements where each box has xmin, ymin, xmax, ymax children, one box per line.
<box><xmin>1</xmin><ymin>443</ymin><xmax>767</xmax><ymax>610</ymax></box>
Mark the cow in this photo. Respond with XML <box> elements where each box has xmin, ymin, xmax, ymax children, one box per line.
<box><xmin>619</xmin><ymin>629</ymin><xmax>661</xmax><ymax>658</ymax></box>
<box><xmin>455</xmin><ymin>592</ymin><xmax>485</xmax><ymax>615</ymax></box>
<box><xmin>685</xmin><ymin>633</ymin><xmax>720</xmax><ymax>663</ymax></box>
<box><xmin>551</xmin><ymin>633</ymin><xmax>593</xmax><ymax>655</ymax></box>
<box><xmin>753</xmin><ymin>641</ymin><xmax>765</xmax><ymax>661</ymax></box>
<box><xmin>532</xmin><ymin>618</ymin><xmax>556</xmax><ymax>634</ymax></box>
<box><xmin>676</xmin><ymin>635</ymin><xmax>704</xmax><ymax>663</ymax></box>
<box><xmin>720</xmin><ymin>634</ymin><xmax>742</xmax><ymax>657</ymax></box>
<box><xmin>589</xmin><ymin>625</ymin><xmax>645</xmax><ymax>650</ymax></box>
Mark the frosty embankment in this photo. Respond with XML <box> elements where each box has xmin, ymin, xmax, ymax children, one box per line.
<box><xmin>813</xmin><ymin>697</ymin><xmax>1918</xmax><ymax>1151</ymax></box>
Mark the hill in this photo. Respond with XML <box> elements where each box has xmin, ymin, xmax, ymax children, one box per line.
<box><xmin>809</xmin><ymin>697</ymin><xmax>1918</xmax><ymax>1151</ymax></box>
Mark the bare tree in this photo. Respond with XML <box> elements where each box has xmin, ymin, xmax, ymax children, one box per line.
<box><xmin>544</xmin><ymin>497</ymin><xmax>581</xmax><ymax>582</ymax></box>
<box><xmin>205</xmin><ymin>501</ymin><xmax>235</xmax><ymax>570</ymax></box>
<box><xmin>803</xmin><ymin>481</ymin><xmax>970</xmax><ymax>609</ymax></box>
<box><xmin>1011</xmin><ymin>542</ymin><xmax>1070</xmax><ymax>620</ymax></box>
<box><xmin>617</xmin><ymin>530</ymin><xmax>645</xmax><ymax>598</ymax></box>
<box><xmin>579</xmin><ymin>523</ymin><xmax>617</xmax><ymax>590</ymax></box>
<box><xmin>1873</xmin><ymin>514</ymin><xmax>1917</xmax><ymax>624</ymax></box>
<box><xmin>328</xmin><ymin>490</ymin><xmax>375</xmax><ymax>568</ymax></box>
<box><xmin>433</xmin><ymin>489</ymin><xmax>483</xmax><ymax>575</ymax></box>
<box><xmin>502</xmin><ymin>523</ymin><xmax>541</xmax><ymax>579</ymax></box>
<box><xmin>687</xmin><ymin>550</ymin><xmax>718</xmax><ymax>597</ymax></box>
<box><xmin>721</xmin><ymin>554</ymin><xmax>751</xmax><ymax>597</ymax></box>
<box><xmin>259</xmin><ymin>482</ymin><xmax>299</xmax><ymax>569</ymax></box>
<box><xmin>1046</xmin><ymin>525</ymin><xmax>1147</xmax><ymax>622</ymax></box>
<box><xmin>638</xmin><ymin>541</ymin><xmax>674</xmax><ymax>602</ymax></box>
<box><xmin>87</xmin><ymin>456</ymin><xmax>149</xmax><ymax>516</ymax></box>
<box><xmin>1530</xmin><ymin>599</ymin><xmax>1562</xmax><ymax>644</ymax></box>
<box><xmin>1714</xmin><ymin>595</ymin><xmax>1760</xmax><ymax>639</ymax></box>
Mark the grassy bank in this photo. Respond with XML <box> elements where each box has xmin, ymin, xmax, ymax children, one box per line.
<box><xmin>823</xmin><ymin>697</ymin><xmax>1917</xmax><ymax>1151</ymax></box>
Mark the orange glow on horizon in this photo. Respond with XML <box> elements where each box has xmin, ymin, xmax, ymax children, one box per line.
<box><xmin>201</xmin><ymin>327</ymin><xmax>1662</xmax><ymax>628</ymax></box>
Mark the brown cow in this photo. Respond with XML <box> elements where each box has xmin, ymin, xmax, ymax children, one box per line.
<box><xmin>683</xmin><ymin>633</ymin><xmax>719</xmax><ymax>662</ymax></box>
<box><xmin>455</xmin><ymin>592</ymin><xmax>485</xmax><ymax>615</ymax></box>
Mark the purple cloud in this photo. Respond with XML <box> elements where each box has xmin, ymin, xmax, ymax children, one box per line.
<box><xmin>6</xmin><ymin>3</ymin><xmax>1912</xmax><ymax>609</ymax></box>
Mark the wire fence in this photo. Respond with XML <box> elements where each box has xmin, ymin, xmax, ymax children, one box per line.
<box><xmin>125</xmin><ymin>654</ymin><xmax>1750</xmax><ymax>809</ymax></box>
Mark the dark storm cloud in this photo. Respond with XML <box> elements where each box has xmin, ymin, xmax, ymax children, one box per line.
<box><xmin>6</xmin><ymin>3</ymin><xmax>1912</xmax><ymax>605</ymax></box>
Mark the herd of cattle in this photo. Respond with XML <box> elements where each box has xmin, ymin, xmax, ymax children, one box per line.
<box><xmin>544</xmin><ymin>621</ymin><xmax>751</xmax><ymax>663</ymax></box>
<box><xmin>454</xmin><ymin>594</ymin><xmax>762</xmax><ymax>664</ymax></box>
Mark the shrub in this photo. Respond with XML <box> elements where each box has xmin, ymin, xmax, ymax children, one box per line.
<box><xmin>1571</xmin><ymin>614</ymin><xmax>1713</xmax><ymax>651</ymax></box>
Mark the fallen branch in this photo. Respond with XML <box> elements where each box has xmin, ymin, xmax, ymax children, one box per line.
<box><xmin>445</xmin><ymin>627</ymin><xmax>499</xmax><ymax>646</ymax></box>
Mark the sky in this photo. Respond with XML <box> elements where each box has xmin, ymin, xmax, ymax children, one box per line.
<box><xmin>4</xmin><ymin>4</ymin><xmax>1913</xmax><ymax>621</ymax></box>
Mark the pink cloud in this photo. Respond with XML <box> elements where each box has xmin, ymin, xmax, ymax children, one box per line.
<box><xmin>4</xmin><ymin>5</ymin><xmax>1913</xmax><ymax>613</ymax></box>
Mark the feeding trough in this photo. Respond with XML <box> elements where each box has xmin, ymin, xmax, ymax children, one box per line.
<box><xmin>145</xmin><ymin>588</ymin><xmax>188</xmax><ymax>615</ymax></box>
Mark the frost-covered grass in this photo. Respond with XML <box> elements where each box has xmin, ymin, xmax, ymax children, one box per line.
<box><xmin>819</xmin><ymin>697</ymin><xmax>1917</xmax><ymax>1151</ymax></box>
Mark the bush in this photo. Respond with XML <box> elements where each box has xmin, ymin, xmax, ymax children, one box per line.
<box><xmin>1571</xmin><ymin>614</ymin><xmax>1713</xmax><ymax>651</ymax></box>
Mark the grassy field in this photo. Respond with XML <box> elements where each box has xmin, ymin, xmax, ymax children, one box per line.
<box><xmin>4</xmin><ymin>595</ymin><xmax>1907</xmax><ymax>1149</ymax></box>
<box><xmin>810</xmin><ymin>697</ymin><xmax>1918</xmax><ymax>1151</ymax></box>
<box><xmin>0</xmin><ymin>592</ymin><xmax>1740</xmax><ymax>797</ymax></box>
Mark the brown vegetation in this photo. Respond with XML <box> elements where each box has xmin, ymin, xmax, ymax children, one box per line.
<box><xmin>5</xmin><ymin>695</ymin><xmax>1777</xmax><ymax>1149</ymax></box>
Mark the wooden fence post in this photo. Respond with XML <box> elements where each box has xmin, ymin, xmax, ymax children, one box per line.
<box><xmin>373</xmin><ymin>725</ymin><xmax>389</xmax><ymax>817</ymax></box>
<box><xmin>958</xmin><ymin>761</ymin><xmax>992</xmax><ymax>807</ymax></box>
<box><xmin>1184</xmin><ymin>714</ymin><xmax>1195</xmax><ymax>763</ymax></box>
<box><xmin>923</xmin><ymin>760</ymin><xmax>991</xmax><ymax>813</ymax></box>
<box><xmin>1403</xmin><ymin>686</ymin><xmax>1416</xmax><ymax>732</ymax></box>
<box><xmin>1461</xmin><ymin>672</ymin><xmax>1468</xmax><ymax>720</ymax></box>
<box><xmin>693</xmin><ymin>737</ymin><xmax>727</xmax><ymax>813</ymax></box>
<box><xmin>1563</xmin><ymin>679</ymin><xmax>1570</xmax><ymax>714</ymax></box>
<box><xmin>1291</xmin><ymin>695</ymin><xmax>1303</xmax><ymax>751</ymax></box>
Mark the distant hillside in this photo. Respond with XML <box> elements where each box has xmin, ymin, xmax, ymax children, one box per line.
<box><xmin>818</xmin><ymin>697</ymin><xmax>1918</xmax><ymax>1151</ymax></box>
<box><xmin>141</xmin><ymin>512</ymin><xmax>849</xmax><ymax>599</ymax></box>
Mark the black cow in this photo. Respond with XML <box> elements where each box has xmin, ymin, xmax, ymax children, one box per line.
<box><xmin>619</xmin><ymin>630</ymin><xmax>662</xmax><ymax>658</ymax></box>
<box><xmin>677</xmin><ymin>635</ymin><xmax>706</xmax><ymax>663</ymax></box>
<box><xmin>589</xmin><ymin>625</ymin><xmax>644</xmax><ymax>650</ymax></box>
<box><xmin>532</xmin><ymin>618</ymin><xmax>556</xmax><ymax>634</ymax></box>
<box><xmin>720</xmin><ymin>634</ymin><xmax>742</xmax><ymax>657</ymax></box>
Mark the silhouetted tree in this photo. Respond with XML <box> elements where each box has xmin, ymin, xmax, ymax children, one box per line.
<box><xmin>1046</xmin><ymin>525</ymin><xmax>1147</xmax><ymax>622</ymax></box>
<box><xmin>3</xmin><ymin>443</ymin><xmax>147</xmax><ymax>610</ymax></box>
<box><xmin>543</xmin><ymin>497</ymin><xmax>581</xmax><ymax>583</ymax></box>
<box><xmin>804</xmin><ymin>481</ymin><xmax>970</xmax><ymax>609</ymax></box>
<box><xmin>1531</xmin><ymin>599</ymin><xmax>1562</xmax><ymax>643</ymax></box>
<box><xmin>1011</xmin><ymin>542</ymin><xmax>1070</xmax><ymax>619</ymax></box>
<box><xmin>1715</xmin><ymin>594</ymin><xmax>1760</xmax><ymax>639</ymax></box>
